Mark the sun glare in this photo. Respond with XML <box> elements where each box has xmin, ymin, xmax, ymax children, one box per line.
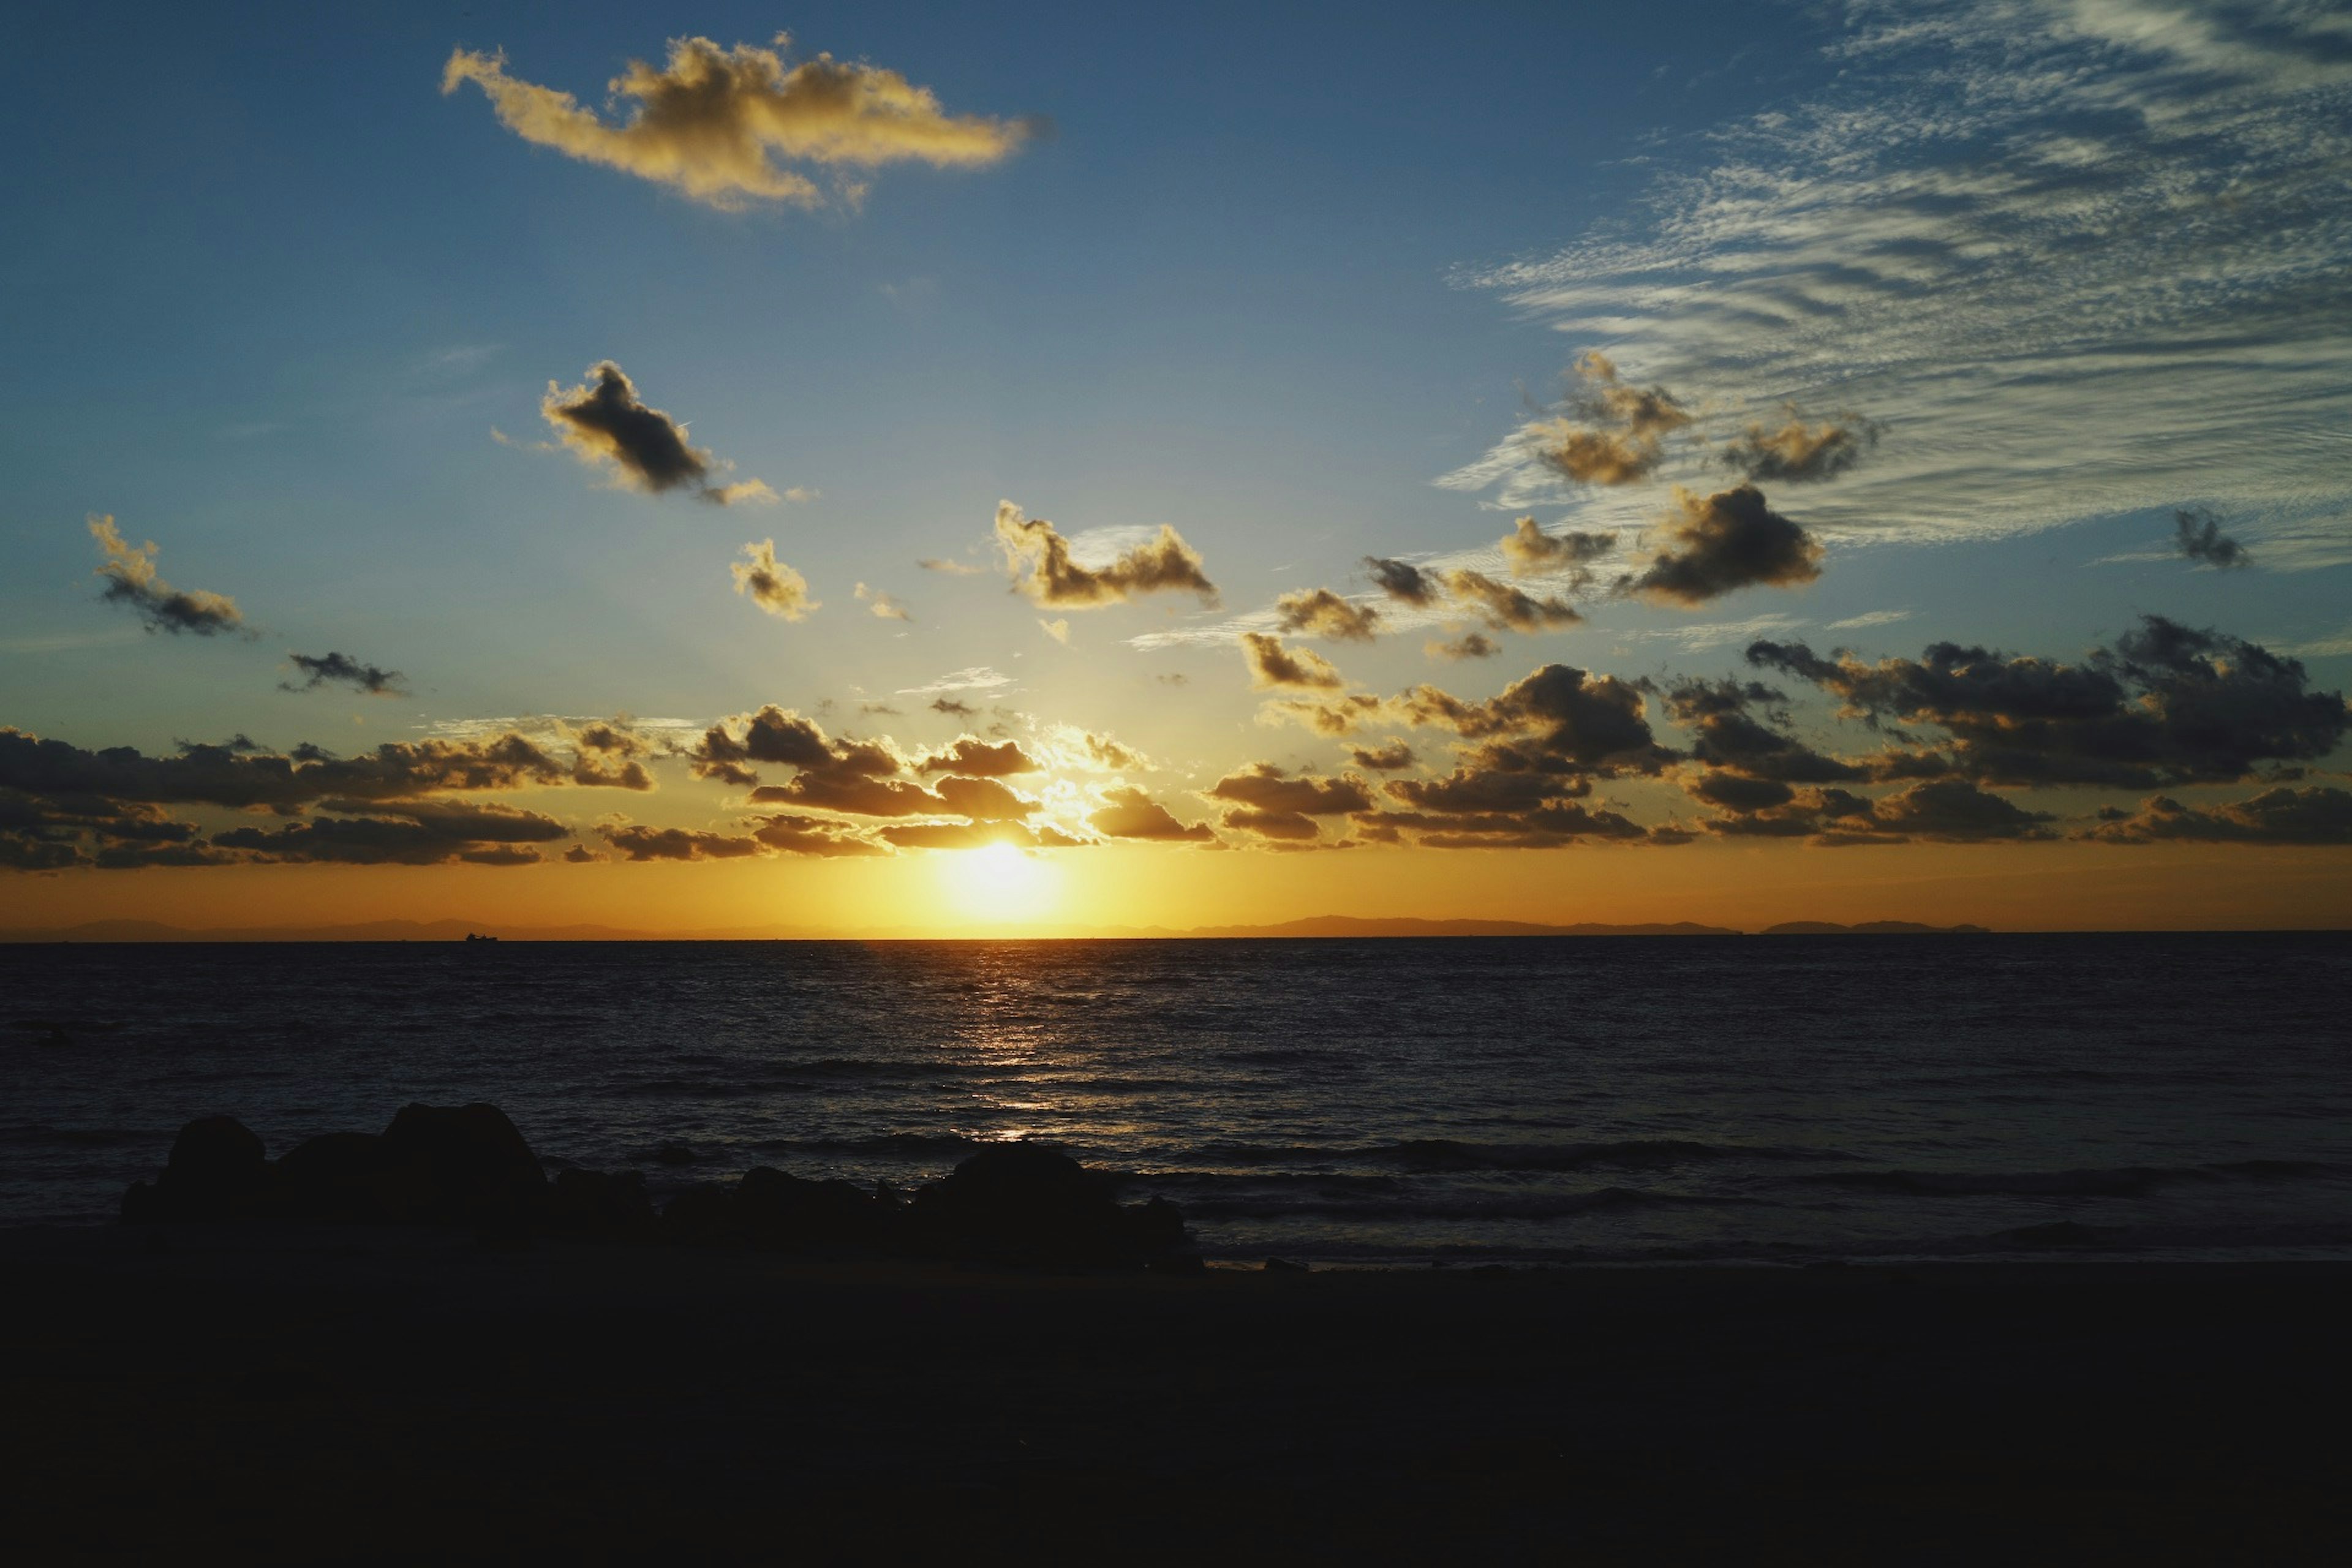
<box><xmin>940</xmin><ymin>842</ymin><xmax>1061</xmax><ymax>926</ymax></box>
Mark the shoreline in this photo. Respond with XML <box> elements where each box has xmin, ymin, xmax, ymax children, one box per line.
<box><xmin>7</xmin><ymin>1223</ymin><xmax>2347</xmax><ymax>1560</ymax></box>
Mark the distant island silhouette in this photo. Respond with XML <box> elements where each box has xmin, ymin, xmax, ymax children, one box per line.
<box><xmin>0</xmin><ymin>916</ymin><xmax>2007</xmax><ymax>941</ymax></box>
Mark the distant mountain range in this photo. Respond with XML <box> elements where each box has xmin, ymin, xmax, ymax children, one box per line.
<box><xmin>1</xmin><ymin>915</ymin><xmax>1999</xmax><ymax>942</ymax></box>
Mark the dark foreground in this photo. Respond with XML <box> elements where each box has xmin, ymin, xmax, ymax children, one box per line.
<box><xmin>1</xmin><ymin>1229</ymin><xmax>2345</xmax><ymax>1564</ymax></box>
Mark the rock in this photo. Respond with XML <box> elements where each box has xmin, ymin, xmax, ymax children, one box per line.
<box><xmin>548</xmin><ymin>1168</ymin><xmax>657</xmax><ymax>1240</ymax></box>
<box><xmin>908</xmin><ymin>1143</ymin><xmax>1188</xmax><ymax>1267</ymax></box>
<box><xmin>379</xmin><ymin>1102</ymin><xmax>548</xmax><ymax>1227</ymax></box>
<box><xmin>734</xmin><ymin>1167</ymin><xmax>892</xmax><ymax>1251</ymax></box>
<box><xmin>660</xmin><ymin>1182</ymin><xmax>741</xmax><ymax>1245</ymax></box>
<box><xmin>1263</xmin><ymin>1257</ymin><xmax>1310</xmax><ymax>1273</ymax></box>
<box><xmin>121</xmin><ymin>1116</ymin><xmax>270</xmax><ymax>1222</ymax></box>
<box><xmin>276</xmin><ymin>1131</ymin><xmax>404</xmax><ymax>1222</ymax></box>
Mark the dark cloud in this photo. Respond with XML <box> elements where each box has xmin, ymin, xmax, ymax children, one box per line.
<box><xmin>1360</xmin><ymin>801</ymin><xmax>1651</xmax><ymax>850</ymax></box>
<box><xmin>1156</xmin><ymin>673</ymin><xmax>1189</xmax><ymax>687</ymax></box>
<box><xmin>931</xmin><ymin>775</ymin><xmax>1038</xmax><ymax>821</ymax></box>
<box><xmin>1275</xmin><ymin>588</ymin><xmax>1382</xmax><ymax>642</ymax></box>
<box><xmin>875</xmin><ymin>820</ymin><xmax>1076</xmax><ymax>851</ymax></box>
<box><xmin>748</xmin><ymin>813</ymin><xmax>890</xmax><ymax>858</ymax></box>
<box><xmin>688</xmin><ymin>706</ymin><xmax>901</xmax><ymax>788</ymax></box>
<box><xmin>563</xmin><ymin>843</ymin><xmax>603</xmax><ymax>864</ymax></box>
<box><xmin>2174</xmin><ymin>508</ymin><xmax>2250</xmax><ymax>570</ymax></box>
<box><xmin>1241</xmin><ymin>633</ymin><xmax>1344</xmax><ymax>690</ymax></box>
<box><xmin>216</xmin><ymin>801</ymin><xmax>570</xmax><ymax>865</ymax></box>
<box><xmin>1398</xmin><ymin>664</ymin><xmax>1672</xmax><ymax>776</ymax></box>
<box><xmin>0</xmin><ymin>727</ymin><xmax>640</xmax><ymax>813</ymax></box>
<box><xmin>599</xmin><ymin>825</ymin><xmax>765</xmax><ymax>862</ymax></box>
<box><xmin>1624</xmin><ymin>485</ymin><xmax>1822</xmax><ymax>606</ymax></box>
<box><xmin>748</xmin><ymin>774</ymin><xmax>947</xmax><ymax>817</ymax></box>
<box><xmin>929</xmin><ymin>697</ymin><xmax>978</xmax><ymax>719</ymax></box>
<box><xmin>1746</xmin><ymin>616</ymin><xmax>2350</xmax><ymax>788</ymax></box>
<box><xmin>1385</xmin><ymin>769</ymin><xmax>1586</xmax><ymax>815</ymax></box>
<box><xmin>1426</xmin><ymin>632</ymin><xmax>1499</xmax><ymax>662</ymax></box>
<box><xmin>88</xmin><ymin>516</ymin><xmax>244</xmax><ymax>636</ymax></box>
<box><xmin>1531</xmin><ymin>351</ymin><xmax>1692</xmax><ymax>486</ymax></box>
<box><xmin>731</xmin><ymin>540</ymin><xmax>817</xmax><ymax>619</ymax></box>
<box><xmin>543</xmin><ymin>362</ymin><xmax>773</xmax><ymax>503</ymax></box>
<box><xmin>993</xmin><ymin>502</ymin><xmax>1216</xmax><ymax>608</ymax></box>
<box><xmin>1440</xmin><ymin>570</ymin><xmax>1581</xmax><ymax>633</ymax></box>
<box><xmin>1217</xmin><ymin>807</ymin><xmax>1322</xmax><ymax>842</ymax></box>
<box><xmin>1660</xmin><ymin>677</ymin><xmax>1866</xmax><ymax>784</ymax></box>
<box><xmin>1078</xmin><ymin>733</ymin><xmax>1146</xmax><ymax>772</ymax></box>
<box><xmin>442</xmin><ymin>35</ymin><xmax>1028</xmax><ymax>212</ymax></box>
<box><xmin>1499</xmin><ymin>517</ymin><xmax>1616</xmax><ymax>577</ymax></box>
<box><xmin>2080</xmin><ymin>786</ymin><xmax>2352</xmax><ymax>845</ymax></box>
<box><xmin>1363</xmin><ymin>556</ymin><xmax>1439</xmax><ymax>606</ymax></box>
<box><xmin>915</xmin><ymin>738</ymin><xmax>1039</xmax><ymax>777</ymax></box>
<box><xmin>1088</xmin><ymin>786</ymin><xmax>1216</xmax><ymax>843</ymax></box>
<box><xmin>1722</xmin><ymin>411</ymin><xmax>1879</xmax><ymax>483</ymax></box>
<box><xmin>281</xmin><ymin>651</ymin><xmax>410</xmax><ymax>697</ymax></box>
<box><xmin>1347</xmin><ymin>741</ymin><xmax>1417</xmax><ymax>772</ymax></box>
<box><xmin>1702</xmin><ymin>779</ymin><xmax>2054</xmax><ymax>845</ymax></box>
<box><xmin>1205</xmin><ymin>764</ymin><xmax>1373</xmax><ymax>815</ymax></box>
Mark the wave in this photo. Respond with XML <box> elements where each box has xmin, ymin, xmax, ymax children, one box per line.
<box><xmin>1817</xmin><ymin>1160</ymin><xmax>2336</xmax><ymax>1199</ymax></box>
<box><xmin>1180</xmin><ymin>1137</ymin><xmax>1842</xmax><ymax>1174</ymax></box>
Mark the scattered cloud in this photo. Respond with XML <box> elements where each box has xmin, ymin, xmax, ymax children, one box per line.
<box><xmin>543</xmin><ymin>362</ymin><xmax>773</xmax><ymax>503</ymax></box>
<box><xmin>87</xmin><ymin>516</ymin><xmax>243</xmax><ymax>636</ymax></box>
<box><xmin>731</xmin><ymin>540</ymin><xmax>817</xmax><ymax>620</ymax></box>
<box><xmin>897</xmin><ymin>666</ymin><xmax>1014</xmax><ymax>696</ymax></box>
<box><xmin>1038</xmin><ymin>617</ymin><xmax>1069</xmax><ymax>644</ymax></box>
<box><xmin>1623</xmin><ymin>486</ymin><xmax>1822</xmax><ymax>606</ymax></box>
<box><xmin>2175</xmin><ymin>508</ymin><xmax>2251</xmax><ymax>570</ymax></box>
<box><xmin>1527</xmin><ymin>351</ymin><xmax>1692</xmax><ymax>486</ymax></box>
<box><xmin>1722</xmin><ymin>411</ymin><xmax>1879</xmax><ymax>484</ymax></box>
<box><xmin>1499</xmin><ymin>517</ymin><xmax>1616</xmax><ymax>577</ymax></box>
<box><xmin>854</xmin><ymin>582</ymin><xmax>913</xmax><ymax>621</ymax></box>
<box><xmin>2081</xmin><ymin>787</ymin><xmax>2352</xmax><ymax>845</ymax></box>
<box><xmin>1441</xmin><ymin>568</ymin><xmax>1582</xmax><ymax>633</ymax></box>
<box><xmin>992</xmin><ymin>501</ymin><xmax>1217</xmax><ymax>608</ymax></box>
<box><xmin>1088</xmin><ymin>786</ymin><xmax>1216</xmax><ymax>843</ymax></box>
<box><xmin>281</xmin><ymin>651</ymin><xmax>409</xmax><ymax>697</ymax></box>
<box><xmin>1348</xmin><ymin>741</ymin><xmax>1417</xmax><ymax>772</ymax></box>
<box><xmin>442</xmin><ymin>34</ymin><xmax>1028</xmax><ymax>211</ymax></box>
<box><xmin>1241</xmin><ymin>632</ymin><xmax>1344</xmax><ymax>690</ymax></box>
<box><xmin>1274</xmin><ymin>587</ymin><xmax>1382</xmax><ymax>642</ymax></box>
<box><xmin>1427</xmin><ymin>632</ymin><xmax>1499</xmax><ymax>661</ymax></box>
<box><xmin>916</xmin><ymin>738</ymin><xmax>1038</xmax><ymax>777</ymax></box>
<box><xmin>600</xmin><ymin>824</ymin><xmax>764</xmax><ymax>862</ymax></box>
<box><xmin>919</xmin><ymin>557</ymin><xmax>989</xmax><ymax>576</ymax></box>
<box><xmin>1827</xmin><ymin>609</ymin><xmax>1912</xmax><ymax>631</ymax></box>
<box><xmin>1364</xmin><ymin>556</ymin><xmax>1441</xmax><ymax>606</ymax></box>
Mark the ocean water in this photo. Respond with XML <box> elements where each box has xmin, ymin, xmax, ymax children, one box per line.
<box><xmin>2</xmin><ymin>935</ymin><xmax>2348</xmax><ymax>1265</ymax></box>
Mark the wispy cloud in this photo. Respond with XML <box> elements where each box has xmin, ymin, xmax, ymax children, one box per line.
<box><xmin>1444</xmin><ymin>0</ymin><xmax>2352</xmax><ymax>569</ymax></box>
<box><xmin>896</xmin><ymin>666</ymin><xmax>1015</xmax><ymax>696</ymax></box>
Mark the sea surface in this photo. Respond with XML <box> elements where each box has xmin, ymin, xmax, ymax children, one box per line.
<box><xmin>3</xmin><ymin>935</ymin><xmax>2348</xmax><ymax>1265</ymax></box>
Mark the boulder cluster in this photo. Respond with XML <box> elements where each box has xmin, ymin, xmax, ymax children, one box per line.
<box><xmin>122</xmin><ymin>1104</ymin><xmax>1195</xmax><ymax>1269</ymax></box>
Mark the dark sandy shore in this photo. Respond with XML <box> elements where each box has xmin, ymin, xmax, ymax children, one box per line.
<box><xmin>2</xmin><ymin>1226</ymin><xmax>2346</xmax><ymax>1564</ymax></box>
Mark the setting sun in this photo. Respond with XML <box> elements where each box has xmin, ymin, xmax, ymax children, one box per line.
<box><xmin>939</xmin><ymin>842</ymin><xmax>1063</xmax><ymax>926</ymax></box>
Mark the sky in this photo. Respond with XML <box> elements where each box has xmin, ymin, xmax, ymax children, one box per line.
<box><xmin>3</xmin><ymin>0</ymin><xmax>2348</xmax><ymax>934</ymax></box>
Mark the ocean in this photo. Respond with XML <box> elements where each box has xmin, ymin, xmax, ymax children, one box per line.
<box><xmin>3</xmin><ymin>934</ymin><xmax>2347</xmax><ymax>1265</ymax></box>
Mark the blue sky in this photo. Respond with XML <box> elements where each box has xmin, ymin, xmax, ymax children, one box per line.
<box><xmin>2</xmin><ymin>1</ymin><xmax>2348</xmax><ymax>925</ymax></box>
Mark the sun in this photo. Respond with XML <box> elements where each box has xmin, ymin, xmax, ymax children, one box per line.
<box><xmin>938</xmin><ymin>841</ymin><xmax>1062</xmax><ymax>926</ymax></box>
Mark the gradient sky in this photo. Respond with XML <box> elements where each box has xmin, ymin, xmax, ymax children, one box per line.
<box><xmin>4</xmin><ymin>0</ymin><xmax>2348</xmax><ymax>933</ymax></box>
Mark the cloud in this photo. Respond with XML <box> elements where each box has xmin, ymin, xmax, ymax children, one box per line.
<box><xmin>281</xmin><ymin>651</ymin><xmax>410</xmax><ymax>697</ymax></box>
<box><xmin>1217</xmin><ymin>807</ymin><xmax>1322</xmax><ymax>843</ymax></box>
<box><xmin>748</xmin><ymin>813</ymin><xmax>890</xmax><ymax>858</ymax></box>
<box><xmin>930</xmin><ymin>775</ymin><xmax>1039</xmax><ymax>821</ymax></box>
<box><xmin>1620</xmin><ymin>612</ymin><xmax>1809</xmax><ymax>654</ymax></box>
<box><xmin>854</xmin><ymin>582</ymin><xmax>913</xmax><ymax>621</ymax></box>
<box><xmin>731</xmin><ymin>540</ymin><xmax>817</xmax><ymax>620</ymax></box>
<box><xmin>563</xmin><ymin>843</ymin><xmax>603</xmax><ymax>864</ymax></box>
<box><xmin>1827</xmin><ymin>609</ymin><xmax>1913</xmax><ymax>631</ymax></box>
<box><xmin>916</xmin><ymin>738</ymin><xmax>1039</xmax><ymax>777</ymax></box>
<box><xmin>1363</xmin><ymin>556</ymin><xmax>1441</xmax><ymax>606</ymax></box>
<box><xmin>1274</xmin><ymin>588</ymin><xmax>1382</xmax><ymax>641</ymax></box>
<box><xmin>1039</xmin><ymin>618</ymin><xmax>1070</xmax><ymax>644</ymax></box>
<box><xmin>600</xmin><ymin>824</ymin><xmax>764</xmax><ymax>862</ymax></box>
<box><xmin>214</xmin><ymin>800</ymin><xmax>570</xmax><ymax>865</ymax></box>
<box><xmin>1528</xmin><ymin>351</ymin><xmax>1694</xmax><ymax>486</ymax></box>
<box><xmin>442</xmin><ymin>34</ymin><xmax>1027</xmax><ymax>211</ymax></box>
<box><xmin>897</xmin><ymin>665</ymin><xmax>1015</xmax><ymax>696</ymax></box>
<box><xmin>1703</xmin><ymin>778</ymin><xmax>2056</xmax><ymax>846</ymax></box>
<box><xmin>929</xmin><ymin>698</ymin><xmax>977</xmax><ymax>719</ymax></box>
<box><xmin>1499</xmin><ymin>517</ymin><xmax>1616</xmax><ymax>577</ymax></box>
<box><xmin>1205</xmin><ymin>764</ymin><xmax>1374</xmax><ymax>816</ymax></box>
<box><xmin>1447</xmin><ymin>2</ymin><xmax>2352</xmax><ymax>565</ymax></box>
<box><xmin>1427</xmin><ymin>633</ymin><xmax>1499</xmax><ymax>661</ymax></box>
<box><xmin>1439</xmin><ymin>570</ymin><xmax>1581</xmax><ymax>632</ymax></box>
<box><xmin>876</xmin><ymin>820</ymin><xmax>1079</xmax><ymax>851</ymax></box>
<box><xmin>1722</xmin><ymin>412</ymin><xmax>1879</xmax><ymax>484</ymax></box>
<box><xmin>1087</xmin><ymin>786</ymin><xmax>1216</xmax><ymax>843</ymax></box>
<box><xmin>1397</xmin><ymin>663</ymin><xmax>1675</xmax><ymax>778</ymax></box>
<box><xmin>1347</xmin><ymin>741</ymin><xmax>1417</xmax><ymax>772</ymax></box>
<box><xmin>1660</xmin><ymin>677</ymin><xmax>1866</xmax><ymax>785</ymax></box>
<box><xmin>687</xmin><ymin>705</ymin><xmax>900</xmax><ymax>788</ymax></box>
<box><xmin>2081</xmin><ymin>786</ymin><xmax>2352</xmax><ymax>845</ymax></box>
<box><xmin>2175</xmin><ymin>508</ymin><xmax>2251</xmax><ymax>570</ymax></box>
<box><xmin>1241</xmin><ymin>633</ymin><xmax>1344</xmax><ymax>690</ymax></box>
<box><xmin>919</xmin><ymin>557</ymin><xmax>989</xmax><ymax>576</ymax></box>
<box><xmin>1623</xmin><ymin>486</ymin><xmax>1822</xmax><ymax>606</ymax></box>
<box><xmin>992</xmin><ymin>501</ymin><xmax>1217</xmax><ymax>608</ymax></box>
<box><xmin>541</xmin><ymin>362</ymin><xmax>772</xmax><ymax>503</ymax></box>
<box><xmin>1746</xmin><ymin>616</ymin><xmax>2350</xmax><ymax>788</ymax></box>
<box><xmin>87</xmin><ymin>516</ymin><xmax>243</xmax><ymax>636</ymax></box>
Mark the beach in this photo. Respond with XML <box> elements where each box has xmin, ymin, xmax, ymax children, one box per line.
<box><xmin>4</xmin><ymin>1224</ymin><xmax>2345</xmax><ymax>1562</ymax></box>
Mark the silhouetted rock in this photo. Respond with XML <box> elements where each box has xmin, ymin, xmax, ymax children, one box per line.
<box><xmin>121</xmin><ymin>1115</ymin><xmax>270</xmax><ymax>1222</ymax></box>
<box><xmin>549</xmin><ymin>1167</ymin><xmax>658</xmax><ymax>1240</ymax></box>
<box><xmin>735</xmin><ymin>1166</ymin><xmax>894</xmax><ymax>1250</ymax></box>
<box><xmin>908</xmin><ymin>1143</ymin><xmax>1191</xmax><ymax>1266</ymax></box>
<box><xmin>660</xmin><ymin>1183</ymin><xmax>741</xmax><ymax>1245</ymax></box>
<box><xmin>276</xmin><ymin>1131</ymin><xmax>404</xmax><ymax>1222</ymax></box>
<box><xmin>379</xmin><ymin>1102</ymin><xmax>548</xmax><ymax>1227</ymax></box>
